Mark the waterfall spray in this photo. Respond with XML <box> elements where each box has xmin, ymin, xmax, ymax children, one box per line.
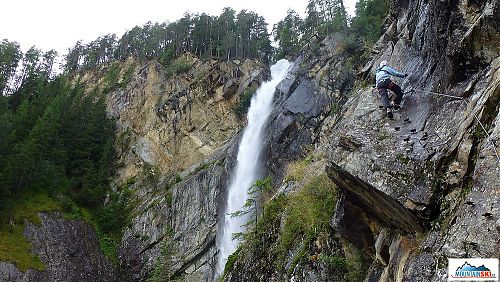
<box><xmin>215</xmin><ymin>59</ymin><xmax>292</xmax><ymax>278</ymax></box>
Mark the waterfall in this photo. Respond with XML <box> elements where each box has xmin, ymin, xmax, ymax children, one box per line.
<box><xmin>215</xmin><ymin>59</ymin><xmax>292</xmax><ymax>277</ymax></box>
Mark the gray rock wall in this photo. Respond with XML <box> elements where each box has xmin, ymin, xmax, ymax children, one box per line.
<box><xmin>0</xmin><ymin>213</ymin><xmax>116</xmax><ymax>282</ymax></box>
<box><xmin>0</xmin><ymin>262</ymin><xmax>46</xmax><ymax>282</ymax></box>
<box><xmin>118</xmin><ymin>131</ymin><xmax>240</xmax><ymax>282</ymax></box>
<box><xmin>324</xmin><ymin>0</ymin><xmax>499</xmax><ymax>280</ymax></box>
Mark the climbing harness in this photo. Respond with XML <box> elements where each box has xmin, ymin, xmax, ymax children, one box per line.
<box><xmin>411</xmin><ymin>88</ymin><xmax>500</xmax><ymax>165</ymax></box>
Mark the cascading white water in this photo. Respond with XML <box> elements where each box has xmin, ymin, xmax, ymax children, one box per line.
<box><xmin>215</xmin><ymin>59</ymin><xmax>292</xmax><ymax>277</ymax></box>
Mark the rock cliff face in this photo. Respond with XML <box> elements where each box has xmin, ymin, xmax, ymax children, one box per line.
<box><xmin>324</xmin><ymin>0</ymin><xmax>499</xmax><ymax>279</ymax></box>
<box><xmin>96</xmin><ymin>55</ymin><xmax>268</xmax><ymax>281</ymax></box>
<box><xmin>117</xmin><ymin>140</ymin><xmax>239</xmax><ymax>281</ymax></box>
<box><xmin>105</xmin><ymin>55</ymin><xmax>267</xmax><ymax>180</ymax></box>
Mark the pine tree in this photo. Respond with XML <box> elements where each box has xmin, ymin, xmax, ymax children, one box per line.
<box><xmin>351</xmin><ymin>0</ymin><xmax>389</xmax><ymax>43</ymax></box>
<box><xmin>273</xmin><ymin>10</ymin><xmax>304</xmax><ymax>59</ymax></box>
<box><xmin>0</xmin><ymin>39</ymin><xmax>22</xmax><ymax>94</ymax></box>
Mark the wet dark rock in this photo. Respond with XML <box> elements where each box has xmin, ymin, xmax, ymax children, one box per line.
<box><xmin>264</xmin><ymin>70</ymin><xmax>333</xmax><ymax>183</ymax></box>
<box><xmin>403</xmin><ymin>253</ymin><xmax>437</xmax><ymax>282</ymax></box>
<box><xmin>281</xmin><ymin>79</ymin><xmax>325</xmax><ymax>118</ymax></box>
<box><xmin>331</xmin><ymin>195</ymin><xmax>377</xmax><ymax>256</ymax></box>
<box><xmin>365</xmin><ymin>264</ymin><xmax>384</xmax><ymax>282</ymax></box>
<box><xmin>338</xmin><ymin>135</ymin><xmax>363</xmax><ymax>152</ymax></box>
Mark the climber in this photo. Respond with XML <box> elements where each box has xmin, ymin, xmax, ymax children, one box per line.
<box><xmin>375</xmin><ymin>61</ymin><xmax>408</xmax><ymax>119</ymax></box>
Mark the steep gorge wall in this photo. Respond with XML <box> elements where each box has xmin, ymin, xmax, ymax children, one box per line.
<box><xmin>74</xmin><ymin>54</ymin><xmax>268</xmax><ymax>180</ymax></box>
<box><xmin>92</xmin><ymin>55</ymin><xmax>269</xmax><ymax>281</ymax></box>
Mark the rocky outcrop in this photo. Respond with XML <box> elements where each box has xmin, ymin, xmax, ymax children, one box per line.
<box><xmin>0</xmin><ymin>213</ymin><xmax>116</xmax><ymax>282</ymax></box>
<box><xmin>0</xmin><ymin>262</ymin><xmax>46</xmax><ymax>282</ymax></box>
<box><xmin>327</xmin><ymin>163</ymin><xmax>424</xmax><ymax>234</ymax></box>
<box><xmin>97</xmin><ymin>55</ymin><xmax>268</xmax><ymax>181</ymax></box>
<box><xmin>264</xmin><ymin>34</ymin><xmax>356</xmax><ymax>184</ymax></box>
<box><xmin>26</xmin><ymin>213</ymin><xmax>116</xmax><ymax>282</ymax></box>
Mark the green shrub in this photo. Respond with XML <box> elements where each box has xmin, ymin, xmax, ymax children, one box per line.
<box><xmin>120</xmin><ymin>63</ymin><xmax>136</xmax><ymax>87</ymax></box>
<box><xmin>223</xmin><ymin>249</ymin><xmax>240</xmax><ymax>277</ymax></box>
<box><xmin>248</xmin><ymin>194</ymin><xmax>288</xmax><ymax>245</ymax></box>
<box><xmin>159</xmin><ymin>47</ymin><xmax>175</xmax><ymax>67</ymax></box>
<box><xmin>93</xmin><ymin>187</ymin><xmax>133</xmax><ymax>263</ymax></box>
<box><xmin>337</xmin><ymin>35</ymin><xmax>360</xmax><ymax>57</ymax></box>
<box><xmin>125</xmin><ymin>175</ymin><xmax>137</xmax><ymax>186</ymax></box>
<box><xmin>96</xmin><ymin>233</ymin><xmax>117</xmax><ymax>263</ymax></box>
<box><xmin>102</xmin><ymin>62</ymin><xmax>135</xmax><ymax>93</ymax></box>
<box><xmin>174</xmin><ymin>174</ymin><xmax>182</xmax><ymax>184</ymax></box>
<box><xmin>234</xmin><ymin>86</ymin><xmax>257</xmax><ymax>119</ymax></box>
<box><xmin>165</xmin><ymin>191</ymin><xmax>173</xmax><ymax>208</ymax></box>
<box><xmin>238</xmin><ymin>172</ymin><xmax>338</xmax><ymax>276</ymax></box>
<box><xmin>165</xmin><ymin>57</ymin><xmax>192</xmax><ymax>77</ymax></box>
<box><xmin>230</xmin><ymin>177</ymin><xmax>274</xmax><ymax>230</ymax></box>
<box><xmin>60</xmin><ymin>195</ymin><xmax>88</xmax><ymax>220</ymax></box>
<box><xmin>96</xmin><ymin>188</ymin><xmax>132</xmax><ymax>239</ymax></box>
<box><xmin>103</xmin><ymin>64</ymin><xmax>121</xmax><ymax>93</ymax></box>
<box><xmin>350</xmin><ymin>0</ymin><xmax>389</xmax><ymax>44</ymax></box>
<box><xmin>319</xmin><ymin>253</ymin><xmax>348</xmax><ymax>271</ymax></box>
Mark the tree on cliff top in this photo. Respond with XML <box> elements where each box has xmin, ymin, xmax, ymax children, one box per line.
<box><xmin>351</xmin><ymin>0</ymin><xmax>389</xmax><ymax>43</ymax></box>
<box><xmin>61</xmin><ymin>8</ymin><xmax>273</xmax><ymax>73</ymax></box>
<box><xmin>272</xmin><ymin>0</ymin><xmax>389</xmax><ymax>60</ymax></box>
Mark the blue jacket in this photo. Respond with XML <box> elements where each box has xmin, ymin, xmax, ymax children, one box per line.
<box><xmin>375</xmin><ymin>66</ymin><xmax>405</xmax><ymax>85</ymax></box>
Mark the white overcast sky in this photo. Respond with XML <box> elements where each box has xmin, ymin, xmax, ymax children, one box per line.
<box><xmin>0</xmin><ymin>0</ymin><xmax>357</xmax><ymax>55</ymax></box>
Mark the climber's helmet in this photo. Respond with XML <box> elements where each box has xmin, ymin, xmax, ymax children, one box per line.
<box><xmin>380</xmin><ymin>60</ymin><xmax>388</xmax><ymax>67</ymax></box>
